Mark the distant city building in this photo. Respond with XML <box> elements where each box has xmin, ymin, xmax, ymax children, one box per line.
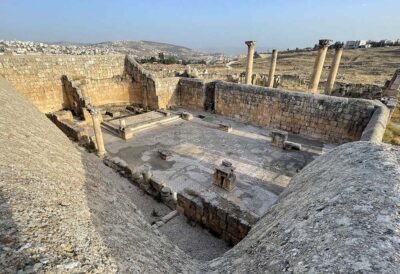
<box><xmin>345</xmin><ymin>40</ymin><xmax>367</xmax><ymax>49</ymax></box>
<box><xmin>380</xmin><ymin>39</ymin><xmax>394</xmax><ymax>46</ymax></box>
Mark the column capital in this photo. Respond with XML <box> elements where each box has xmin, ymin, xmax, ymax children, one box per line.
<box><xmin>318</xmin><ymin>39</ymin><xmax>332</xmax><ymax>48</ymax></box>
<box><xmin>334</xmin><ymin>42</ymin><xmax>344</xmax><ymax>49</ymax></box>
<box><xmin>245</xmin><ymin>41</ymin><xmax>256</xmax><ymax>48</ymax></box>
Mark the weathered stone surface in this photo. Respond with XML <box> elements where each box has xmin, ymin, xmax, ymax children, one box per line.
<box><xmin>0</xmin><ymin>77</ymin><xmax>197</xmax><ymax>273</ymax></box>
<box><xmin>1</xmin><ymin>72</ymin><xmax>399</xmax><ymax>272</ymax></box>
<box><xmin>178</xmin><ymin>78</ymin><xmax>206</xmax><ymax>110</ymax></box>
<box><xmin>361</xmin><ymin>101</ymin><xmax>390</xmax><ymax>143</ymax></box>
<box><xmin>283</xmin><ymin>140</ymin><xmax>302</xmax><ymax>151</ymax></box>
<box><xmin>213</xmin><ymin>163</ymin><xmax>236</xmax><ymax>192</ymax></box>
<box><xmin>219</xmin><ymin>123</ymin><xmax>232</xmax><ymax>132</ymax></box>
<box><xmin>214</xmin><ymin>81</ymin><xmax>379</xmax><ymax>143</ymax></box>
<box><xmin>177</xmin><ymin>189</ymin><xmax>257</xmax><ymax>245</ymax></box>
<box><xmin>271</xmin><ymin>129</ymin><xmax>289</xmax><ymax>147</ymax></box>
<box><xmin>0</xmin><ymin>55</ymin><xmax>128</xmax><ymax>112</ymax></box>
<box><xmin>207</xmin><ymin>141</ymin><xmax>400</xmax><ymax>273</ymax></box>
<box><xmin>181</xmin><ymin>111</ymin><xmax>193</xmax><ymax>120</ymax></box>
<box><xmin>159</xmin><ymin>149</ymin><xmax>172</xmax><ymax>160</ymax></box>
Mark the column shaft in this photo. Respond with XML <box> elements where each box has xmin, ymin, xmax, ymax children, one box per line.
<box><xmin>92</xmin><ymin>112</ymin><xmax>106</xmax><ymax>157</ymax></box>
<box><xmin>309</xmin><ymin>39</ymin><xmax>331</xmax><ymax>93</ymax></box>
<box><xmin>245</xmin><ymin>41</ymin><xmax>256</xmax><ymax>85</ymax></box>
<box><xmin>267</xmin><ymin>49</ymin><xmax>278</xmax><ymax>88</ymax></box>
<box><xmin>325</xmin><ymin>43</ymin><xmax>344</xmax><ymax>94</ymax></box>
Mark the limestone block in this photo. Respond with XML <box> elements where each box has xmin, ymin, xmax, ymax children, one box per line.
<box><xmin>149</xmin><ymin>177</ymin><xmax>166</xmax><ymax>192</ymax></box>
<box><xmin>181</xmin><ymin>111</ymin><xmax>193</xmax><ymax>121</ymax></box>
<box><xmin>213</xmin><ymin>163</ymin><xmax>236</xmax><ymax>192</ymax></box>
<box><xmin>219</xmin><ymin>123</ymin><xmax>232</xmax><ymax>132</ymax></box>
<box><xmin>141</xmin><ymin>166</ymin><xmax>152</xmax><ymax>184</ymax></box>
<box><xmin>158</xmin><ymin>149</ymin><xmax>172</xmax><ymax>160</ymax></box>
<box><xmin>161</xmin><ymin>210</ymin><xmax>178</xmax><ymax>223</ymax></box>
<box><xmin>160</xmin><ymin>186</ymin><xmax>172</xmax><ymax>202</ymax></box>
<box><xmin>271</xmin><ymin>130</ymin><xmax>288</xmax><ymax>148</ymax></box>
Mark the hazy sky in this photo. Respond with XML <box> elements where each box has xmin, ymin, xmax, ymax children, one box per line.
<box><xmin>0</xmin><ymin>0</ymin><xmax>399</xmax><ymax>54</ymax></box>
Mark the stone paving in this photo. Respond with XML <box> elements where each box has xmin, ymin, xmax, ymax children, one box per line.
<box><xmin>104</xmin><ymin>109</ymin><xmax>328</xmax><ymax>217</ymax></box>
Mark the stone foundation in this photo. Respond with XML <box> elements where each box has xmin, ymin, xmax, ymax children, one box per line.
<box><xmin>47</xmin><ymin>111</ymin><xmax>94</xmax><ymax>148</ymax></box>
<box><xmin>177</xmin><ymin>189</ymin><xmax>258</xmax><ymax>246</ymax></box>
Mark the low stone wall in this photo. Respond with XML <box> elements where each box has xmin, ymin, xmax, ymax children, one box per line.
<box><xmin>361</xmin><ymin>101</ymin><xmax>390</xmax><ymax>143</ymax></box>
<box><xmin>46</xmin><ymin>111</ymin><xmax>94</xmax><ymax>148</ymax></box>
<box><xmin>214</xmin><ymin>81</ymin><xmax>378</xmax><ymax>143</ymax></box>
<box><xmin>103</xmin><ymin>155</ymin><xmax>177</xmax><ymax>209</ymax></box>
<box><xmin>177</xmin><ymin>189</ymin><xmax>259</xmax><ymax>246</ymax></box>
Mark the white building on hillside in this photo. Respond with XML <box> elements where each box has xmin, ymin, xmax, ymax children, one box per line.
<box><xmin>345</xmin><ymin>40</ymin><xmax>367</xmax><ymax>49</ymax></box>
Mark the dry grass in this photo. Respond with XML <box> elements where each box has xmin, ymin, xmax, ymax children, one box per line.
<box><xmin>144</xmin><ymin>47</ymin><xmax>400</xmax><ymax>145</ymax></box>
<box><xmin>232</xmin><ymin>46</ymin><xmax>400</xmax><ymax>87</ymax></box>
<box><xmin>383</xmin><ymin>122</ymin><xmax>400</xmax><ymax>145</ymax></box>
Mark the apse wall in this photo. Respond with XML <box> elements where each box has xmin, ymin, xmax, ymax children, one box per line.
<box><xmin>0</xmin><ymin>55</ymin><xmax>127</xmax><ymax>112</ymax></box>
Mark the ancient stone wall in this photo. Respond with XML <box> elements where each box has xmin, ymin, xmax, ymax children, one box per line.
<box><xmin>61</xmin><ymin>75</ymin><xmax>87</xmax><ymax>116</ymax></box>
<box><xmin>155</xmin><ymin>77</ymin><xmax>181</xmax><ymax>109</ymax></box>
<box><xmin>0</xmin><ymin>55</ymin><xmax>126</xmax><ymax>113</ymax></box>
<box><xmin>124</xmin><ymin>56</ymin><xmax>156</xmax><ymax>108</ymax></box>
<box><xmin>214</xmin><ymin>82</ymin><xmax>377</xmax><ymax>143</ymax></box>
<box><xmin>177</xmin><ymin>190</ymin><xmax>258</xmax><ymax>246</ymax></box>
<box><xmin>124</xmin><ymin>57</ymin><xmax>180</xmax><ymax>110</ymax></box>
<box><xmin>79</xmin><ymin>76</ymin><xmax>135</xmax><ymax>107</ymax></box>
<box><xmin>1</xmin><ymin>75</ymin><xmax>399</xmax><ymax>272</ymax></box>
<box><xmin>178</xmin><ymin>78</ymin><xmax>206</xmax><ymax>110</ymax></box>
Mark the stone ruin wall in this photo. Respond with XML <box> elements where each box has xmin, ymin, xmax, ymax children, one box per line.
<box><xmin>0</xmin><ymin>55</ymin><xmax>388</xmax><ymax>144</ymax></box>
<box><xmin>1</xmin><ymin>75</ymin><xmax>399</xmax><ymax>273</ymax></box>
<box><xmin>0</xmin><ymin>55</ymin><xmax>130</xmax><ymax>113</ymax></box>
<box><xmin>175</xmin><ymin>78</ymin><xmax>382</xmax><ymax>143</ymax></box>
<box><xmin>155</xmin><ymin>77</ymin><xmax>181</xmax><ymax>109</ymax></box>
<box><xmin>124</xmin><ymin>57</ymin><xmax>181</xmax><ymax>110</ymax></box>
<box><xmin>178</xmin><ymin>78</ymin><xmax>207</xmax><ymax>110</ymax></box>
<box><xmin>79</xmin><ymin>77</ymin><xmax>135</xmax><ymax>107</ymax></box>
<box><xmin>0</xmin><ymin>55</ymin><xmax>181</xmax><ymax>114</ymax></box>
<box><xmin>177</xmin><ymin>190</ymin><xmax>259</xmax><ymax>246</ymax></box>
<box><xmin>124</xmin><ymin>57</ymin><xmax>154</xmax><ymax>108</ymax></box>
<box><xmin>214</xmin><ymin>82</ymin><xmax>378</xmax><ymax>143</ymax></box>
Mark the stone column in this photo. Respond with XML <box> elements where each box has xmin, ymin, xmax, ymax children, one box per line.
<box><xmin>325</xmin><ymin>42</ymin><xmax>344</xmax><ymax>94</ymax></box>
<box><xmin>309</xmin><ymin>39</ymin><xmax>332</xmax><ymax>93</ymax></box>
<box><xmin>91</xmin><ymin>111</ymin><xmax>106</xmax><ymax>157</ymax></box>
<box><xmin>245</xmin><ymin>41</ymin><xmax>256</xmax><ymax>85</ymax></box>
<box><xmin>267</xmin><ymin>49</ymin><xmax>278</xmax><ymax>88</ymax></box>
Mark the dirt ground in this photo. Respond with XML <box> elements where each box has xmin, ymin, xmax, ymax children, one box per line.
<box><xmin>240</xmin><ymin>46</ymin><xmax>400</xmax><ymax>86</ymax></box>
<box><xmin>143</xmin><ymin>46</ymin><xmax>400</xmax><ymax>87</ymax></box>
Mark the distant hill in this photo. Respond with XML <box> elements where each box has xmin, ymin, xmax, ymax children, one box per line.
<box><xmin>52</xmin><ymin>40</ymin><xmax>205</xmax><ymax>58</ymax></box>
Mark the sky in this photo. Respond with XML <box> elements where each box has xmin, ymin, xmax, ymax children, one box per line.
<box><xmin>0</xmin><ymin>0</ymin><xmax>399</xmax><ymax>54</ymax></box>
